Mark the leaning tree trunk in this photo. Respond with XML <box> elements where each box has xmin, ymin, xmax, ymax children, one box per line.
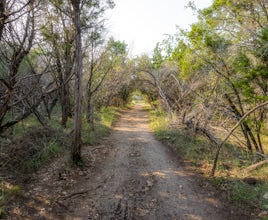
<box><xmin>211</xmin><ymin>101</ymin><xmax>268</xmax><ymax>176</ymax></box>
<box><xmin>71</xmin><ymin>0</ymin><xmax>83</xmax><ymax>163</ymax></box>
<box><xmin>224</xmin><ymin>93</ymin><xmax>260</xmax><ymax>152</ymax></box>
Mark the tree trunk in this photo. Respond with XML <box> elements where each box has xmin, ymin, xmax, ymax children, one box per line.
<box><xmin>42</xmin><ymin>97</ymin><xmax>51</xmax><ymax>119</ymax></box>
<box><xmin>55</xmin><ymin>49</ymin><xmax>69</xmax><ymax>128</ymax></box>
<box><xmin>64</xmin><ymin>61</ymin><xmax>72</xmax><ymax>119</ymax></box>
<box><xmin>48</xmin><ymin>97</ymin><xmax>58</xmax><ymax>117</ymax></box>
<box><xmin>0</xmin><ymin>95</ymin><xmax>46</xmax><ymax>133</ymax></box>
<box><xmin>59</xmin><ymin>44</ymin><xmax>72</xmax><ymax>127</ymax></box>
<box><xmin>243</xmin><ymin>122</ymin><xmax>260</xmax><ymax>152</ymax></box>
<box><xmin>86</xmin><ymin>95</ymin><xmax>95</xmax><ymax>130</ymax></box>
<box><xmin>0</xmin><ymin>0</ymin><xmax>6</xmax><ymax>40</ymax></box>
<box><xmin>211</xmin><ymin>101</ymin><xmax>268</xmax><ymax>176</ymax></box>
<box><xmin>61</xmin><ymin>93</ymin><xmax>69</xmax><ymax>127</ymax></box>
<box><xmin>60</xmin><ymin>83</ymin><xmax>71</xmax><ymax>128</ymax></box>
<box><xmin>63</xmin><ymin>30</ymin><xmax>74</xmax><ymax>119</ymax></box>
<box><xmin>256</xmin><ymin>110</ymin><xmax>264</xmax><ymax>153</ymax></box>
<box><xmin>71</xmin><ymin>0</ymin><xmax>83</xmax><ymax>163</ymax></box>
<box><xmin>240</xmin><ymin>123</ymin><xmax>253</xmax><ymax>152</ymax></box>
<box><xmin>86</xmin><ymin>48</ymin><xmax>94</xmax><ymax>124</ymax></box>
<box><xmin>86</xmin><ymin>92</ymin><xmax>93</xmax><ymax>123</ymax></box>
<box><xmin>224</xmin><ymin>93</ymin><xmax>260</xmax><ymax>152</ymax></box>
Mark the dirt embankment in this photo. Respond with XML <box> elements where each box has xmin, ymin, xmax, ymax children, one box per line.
<box><xmin>4</xmin><ymin>104</ymin><xmax>252</xmax><ymax>219</ymax></box>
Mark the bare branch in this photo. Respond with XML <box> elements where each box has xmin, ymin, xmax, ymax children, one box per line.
<box><xmin>211</xmin><ymin>101</ymin><xmax>268</xmax><ymax>176</ymax></box>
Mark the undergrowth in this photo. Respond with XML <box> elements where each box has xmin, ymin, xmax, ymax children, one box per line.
<box><xmin>0</xmin><ymin>183</ymin><xmax>20</xmax><ymax>218</ymax></box>
<box><xmin>82</xmin><ymin>106</ymin><xmax>120</xmax><ymax>145</ymax></box>
<box><xmin>148</xmin><ymin>104</ymin><xmax>268</xmax><ymax>214</ymax></box>
<box><xmin>21</xmin><ymin>139</ymin><xmax>64</xmax><ymax>171</ymax></box>
<box><xmin>10</xmin><ymin>106</ymin><xmax>119</xmax><ymax>172</ymax></box>
<box><xmin>0</xmin><ymin>106</ymin><xmax>120</xmax><ymax>216</ymax></box>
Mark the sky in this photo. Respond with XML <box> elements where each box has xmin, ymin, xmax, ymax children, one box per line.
<box><xmin>106</xmin><ymin>0</ymin><xmax>213</xmax><ymax>56</ymax></box>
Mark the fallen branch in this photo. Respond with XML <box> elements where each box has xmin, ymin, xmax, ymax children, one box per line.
<box><xmin>60</xmin><ymin>184</ymin><xmax>102</xmax><ymax>200</ymax></box>
<box><xmin>90</xmin><ymin>145</ymin><xmax>108</xmax><ymax>151</ymax></box>
<box><xmin>57</xmin><ymin>175</ymin><xmax>110</xmax><ymax>201</ymax></box>
<box><xmin>243</xmin><ymin>159</ymin><xmax>268</xmax><ymax>173</ymax></box>
<box><xmin>210</xmin><ymin>101</ymin><xmax>268</xmax><ymax>176</ymax></box>
<box><xmin>256</xmin><ymin>152</ymin><xmax>267</xmax><ymax>159</ymax></box>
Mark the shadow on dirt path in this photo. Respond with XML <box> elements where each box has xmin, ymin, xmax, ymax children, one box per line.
<box><xmin>5</xmin><ymin>103</ymin><xmax>253</xmax><ymax>219</ymax></box>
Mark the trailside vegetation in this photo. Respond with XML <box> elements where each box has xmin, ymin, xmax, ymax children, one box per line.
<box><xmin>134</xmin><ymin>0</ymin><xmax>268</xmax><ymax>213</ymax></box>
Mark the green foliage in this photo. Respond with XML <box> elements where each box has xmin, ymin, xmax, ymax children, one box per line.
<box><xmin>229</xmin><ymin>180</ymin><xmax>265</xmax><ymax>206</ymax></box>
<box><xmin>148</xmin><ymin>102</ymin><xmax>268</xmax><ymax>212</ymax></box>
<box><xmin>152</xmin><ymin>34</ymin><xmax>179</xmax><ymax>68</ymax></box>
<box><xmin>204</xmin><ymin>34</ymin><xmax>231</xmax><ymax>53</ymax></box>
<box><xmin>211</xmin><ymin>176</ymin><xmax>268</xmax><ymax>209</ymax></box>
<box><xmin>0</xmin><ymin>183</ymin><xmax>20</xmax><ymax>216</ymax></box>
<box><xmin>232</xmin><ymin>51</ymin><xmax>268</xmax><ymax>101</ymax></box>
<box><xmin>233</xmin><ymin>52</ymin><xmax>250</xmax><ymax>70</ymax></box>
<box><xmin>171</xmin><ymin>39</ymin><xmax>187</xmax><ymax>63</ymax></box>
<box><xmin>117</xmin><ymin>85</ymin><xmax>132</xmax><ymax>105</ymax></box>
<box><xmin>2</xmin><ymin>104</ymin><xmax>119</xmax><ymax>173</ymax></box>
<box><xmin>21</xmin><ymin>140</ymin><xmax>63</xmax><ymax>172</ymax></box>
<box><xmin>180</xmin><ymin>47</ymin><xmax>205</xmax><ymax>79</ymax></box>
<box><xmin>256</xmin><ymin>27</ymin><xmax>268</xmax><ymax>62</ymax></box>
<box><xmin>99</xmin><ymin>106</ymin><xmax>119</xmax><ymax>128</ymax></box>
<box><xmin>106</xmin><ymin>37</ymin><xmax>127</xmax><ymax>58</ymax></box>
<box><xmin>148</xmin><ymin>105</ymin><xmax>212</xmax><ymax>163</ymax></box>
<box><xmin>82</xmin><ymin>106</ymin><xmax>119</xmax><ymax>145</ymax></box>
<box><xmin>212</xmin><ymin>0</ymin><xmax>232</xmax><ymax>8</ymax></box>
<box><xmin>11</xmin><ymin>116</ymin><xmax>42</xmax><ymax>137</ymax></box>
<box><xmin>0</xmin><ymin>184</ymin><xmax>20</xmax><ymax>202</ymax></box>
<box><xmin>152</xmin><ymin>42</ymin><xmax>164</xmax><ymax>69</ymax></box>
<box><xmin>188</xmin><ymin>22</ymin><xmax>207</xmax><ymax>46</ymax></box>
<box><xmin>0</xmin><ymin>112</ymin><xmax>72</xmax><ymax>173</ymax></box>
<box><xmin>211</xmin><ymin>176</ymin><xmax>225</xmax><ymax>187</ymax></box>
<box><xmin>149</xmin><ymin>107</ymin><xmax>169</xmax><ymax>133</ymax></box>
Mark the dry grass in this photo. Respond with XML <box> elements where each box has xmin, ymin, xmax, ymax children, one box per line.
<box><xmin>147</xmin><ymin>103</ymin><xmax>268</xmax><ymax>212</ymax></box>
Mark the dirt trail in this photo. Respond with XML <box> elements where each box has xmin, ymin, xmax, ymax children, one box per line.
<box><xmin>6</xmin><ymin>103</ymin><xmax>251</xmax><ymax>219</ymax></box>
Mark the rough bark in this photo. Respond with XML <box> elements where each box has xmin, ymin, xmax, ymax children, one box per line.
<box><xmin>0</xmin><ymin>0</ymin><xmax>6</xmax><ymax>40</ymax></box>
<box><xmin>71</xmin><ymin>0</ymin><xmax>83</xmax><ymax>163</ymax></box>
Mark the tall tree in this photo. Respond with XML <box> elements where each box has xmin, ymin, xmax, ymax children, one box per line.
<box><xmin>71</xmin><ymin>0</ymin><xmax>83</xmax><ymax>163</ymax></box>
<box><xmin>0</xmin><ymin>0</ymin><xmax>40</xmax><ymax>132</ymax></box>
<box><xmin>86</xmin><ymin>37</ymin><xmax>127</xmax><ymax>123</ymax></box>
<box><xmin>41</xmin><ymin>0</ymin><xmax>75</xmax><ymax>127</ymax></box>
